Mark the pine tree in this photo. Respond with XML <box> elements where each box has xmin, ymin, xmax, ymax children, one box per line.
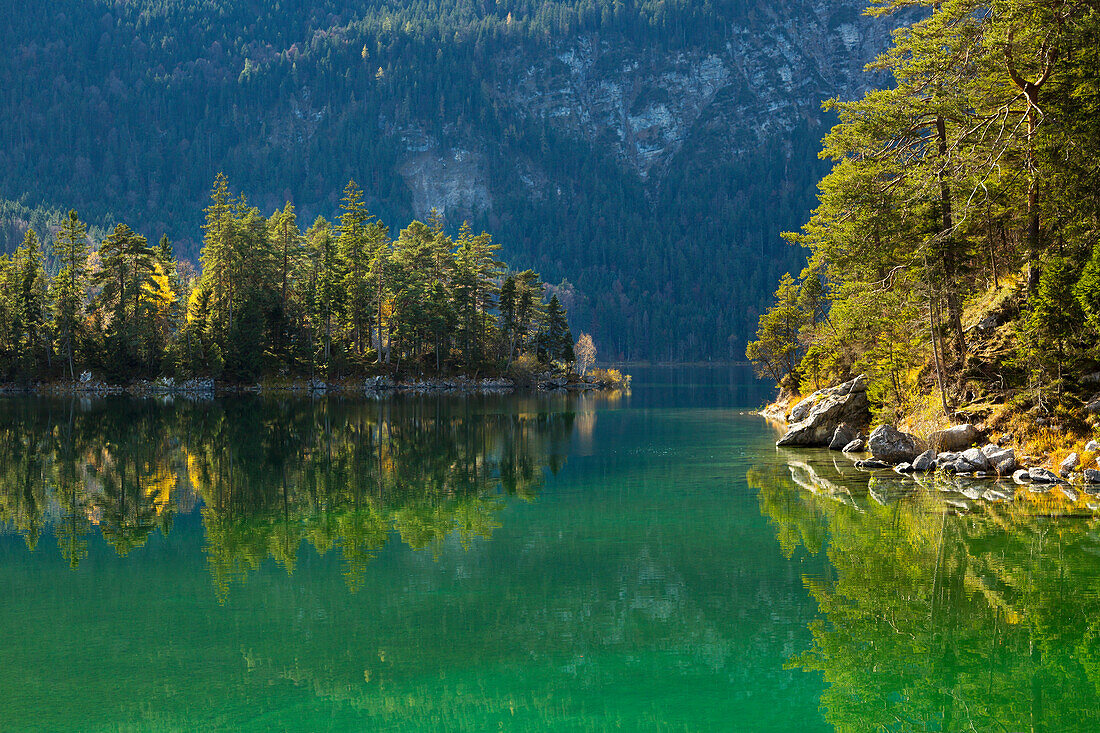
<box><xmin>745</xmin><ymin>273</ymin><xmax>807</xmax><ymax>385</ymax></box>
<box><xmin>1025</xmin><ymin>256</ymin><xmax>1084</xmax><ymax>386</ymax></box>
<box><xmin>538</xmin><ymin>294</ymin><xmax>574</xmax><ymax>365</ymax></box>
<box><xmin>9</xmin><ymin>230</ymin><xmax>49</xmax><ymax>376</ymax></box>
<box><xmin>303</xmin><ymin>216</ymin><xmax>340</xmax><ymax>375</ymax></box>
<box><xmin>51</xmin><ymin>211</ymin><xmax>89</xmax><ymax>379</ymax></box>
<box><xmin>93</xmin><ymin>223</ymin><xmax>158</xmax><ymax>375</ymax></box>
<box><xmin>270</xmin><ymin>203</ymin><xmax>303</xmax><ymax>364</ymax></box>
<box><xmin>338</xmin><ymin>180</ymin><xmax>377</xmax><ymax>357</ymax></box>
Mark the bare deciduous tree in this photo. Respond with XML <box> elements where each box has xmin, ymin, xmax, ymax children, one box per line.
<box><xmin>575</xmin><ymin>333</ymin><xmax>596</xmax><ymax>376</ymax></box>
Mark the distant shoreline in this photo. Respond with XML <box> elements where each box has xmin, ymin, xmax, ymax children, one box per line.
<box><xmin>0</xmin><ymin>373</ymin><xmax>629</xmax><ymax>399</ymax></box>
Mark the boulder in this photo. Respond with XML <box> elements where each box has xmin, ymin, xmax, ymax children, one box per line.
<box><xmin>960</xmin><ymin>447</ymin><xmax>991</xmax><ymax>472</ymax></box>
<box><xmin>842</xmin><ymin>438</ymin><xmax>865</xmax><ymax>453</ymax></box>
<box><xmin>935</xmin><ymin>451</ymin><xmax>959</xmax><ymax>467</ymax></box>
<box><xmin>868</xmin><ymin>424</ymin><xmax>924</xmax><ymax>464</ymax></box>
<box><xmin>828</xmin><ymin>424</ymin><xmax>858</xmax><ymax>451</ymax></box>
<box><xmin>894</xmin><ymin>462</ymin><xmax>914</xmax><ymax>473</ymax></box>
<box><xmin>855</xmin><ymin>459</ymin><xmax>891</xmax><ymax>470</ymax></box>
<box><xmin>983</xmin><ymin>447</ymin><xmax>1017</xmax><ymax>475</ymax></box>
<box><xmin>1013</xmin><ymin>469</ymin><xmax>1032</xmax><ymax>484</ymax></box>
<box><xmin>911</xmin><ymin>449</ymin><xmax>937</xmax><ymax>472</ymax></box>
<box><xmin>1087</xmin><ymin>398</ymin><xmax>1100</xmax><ymax>415</ymax></box>
<box><xmin>1085</xmin><ymin>440</ymin><xmax>1099</xmax><ymax>452</ymax></box>
<box><xmin>928</xmin><ymin>424</ymin><xmax>981</xmax><ymax>452</ymax></box>
<box><xmin>1029</xmin><ymin>467</ymin><xmax>1061</xmax><ymax>483</ymax></box>
<box><xmin>776</xmin><ymin>377</ymin><xmax>870</xmax><ymax>448</ymax></box>
<box><xmin>1059</xmin><ymin>452</ymin><xmax>1080</xmax><ymax>478</ymax></box>
<box><xmin>1084</xmin><ymin>468</ymin><xmax>1100</xmax><ymax>485</ymax></box>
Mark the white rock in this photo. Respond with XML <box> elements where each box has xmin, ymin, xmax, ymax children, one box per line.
<box><xmin>1059</xmin><ymin>452</ymin><xmax>1079</xmax><ymax>478</ymax></box>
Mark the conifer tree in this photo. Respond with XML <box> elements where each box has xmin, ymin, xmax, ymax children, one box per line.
<box><xmin>745</xmin><ymin>273</ymin><xmax>807</xmax><ymax>386</ymax></box>
<box><xmin>537</xmin><ymin>294</ymin><xmax>574</xmax><ymax>365</ymax></box>
<box><xmin>303</xmin><ymin>216</ymin><xmax>340</xmax><ymax>374</ymax></box>
<box><xmin>337</xmin><ymin>180</ymin><xmax>378</xmax><ymax>357</ymax></box>
<box><xmin>10</xmin><ymin>230</ymin><xmax>49</xmax><ymax>375</ymax></box>
<box><xmin>1024</xmin><ymin>256</ymin><xmax>1084</xmax><ymax>386</ymax></box>
<box><xmin>51</xmin><ymin>210</ymin><xmax>89</xmax><ymax>379</ymax></box>
<box><xmin>93</xmin><ymin>223</ymin><xmax>159</xmax><ymax>374</ymax></box>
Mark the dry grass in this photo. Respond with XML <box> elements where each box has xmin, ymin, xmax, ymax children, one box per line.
<box><xmin>960</xmin><ymin>272</ymin><xmax>1022</xmax><ymax>330</ymax></box>
<box><xmin>899</xmin><ymin>391</ymin><xmax>954</xmax><ymax>440</ymax></box>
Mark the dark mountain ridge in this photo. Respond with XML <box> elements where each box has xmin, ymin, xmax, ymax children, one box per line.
<box><xmin>0</xmin><ymin>0</ymin><xmax>898</xmax><ymax>359</ymax></box>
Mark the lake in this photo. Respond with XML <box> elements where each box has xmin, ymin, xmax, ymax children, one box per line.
<box><xmin>2</xmin><ymin>366</ymin><xmax>1100</xmax><ymax>731</ymax></box>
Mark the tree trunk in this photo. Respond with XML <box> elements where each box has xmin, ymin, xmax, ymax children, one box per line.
<box><xmin>1025</xmin><ymin>92</ymin><xmax>1041</xmax><ymax>291</ymax></box>
<box><xmin>936</xmin><ymin>115</ymin><xmax>965</xmax><ymax>361</ymax></box>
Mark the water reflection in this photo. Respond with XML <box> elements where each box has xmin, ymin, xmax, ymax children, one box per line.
<box><xmin>751</xmin><ymin>448</ymin><xmax>1100</xmax><ymax>731</ymax></box>
<box><xmin>0</xmin><ymin>395</ymin><xmax>581</xmax><ymax>597</ymax></box>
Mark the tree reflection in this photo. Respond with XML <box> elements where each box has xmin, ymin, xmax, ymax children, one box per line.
<box><xmin>749</xmin><ymin>457</ymin><xmax>1100</xmax><ymax>732</ymax></box>
<box><xmin>0</xmin><ymin>395</ymin><xmax>576</xmax><ymax>597</ymax></box>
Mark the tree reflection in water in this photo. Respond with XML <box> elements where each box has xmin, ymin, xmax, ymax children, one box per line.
<box><xmin>749</xmin><ymin>454</ymin><xmax>1100</xmax><ymax>732</ymax></box>
<box><xmin>0</xmin><ymin>395</ymin><xmax>578</xmax><ymax>598</ymax></box>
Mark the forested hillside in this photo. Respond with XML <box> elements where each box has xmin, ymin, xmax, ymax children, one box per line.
<box><xmin>748</xmin><ymin>0</ymin><xmax>1100</xmax><ymax>438</ymax></box>
<box><xmin>0</xmin><ymin>0</ymin><xmax>897</xmax><ymax>360</ymax></box>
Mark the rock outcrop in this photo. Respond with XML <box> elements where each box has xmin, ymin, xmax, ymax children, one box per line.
<box><xmin>775</xmin><ymin>376</ymin><xmax>870</xmax><ymax>447</ymax></box>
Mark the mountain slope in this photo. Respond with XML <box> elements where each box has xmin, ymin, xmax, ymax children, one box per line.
<box><xmin>0</xmin><ymin>0</ymin><xmax>898</xmax><ymax>359</ymax></box>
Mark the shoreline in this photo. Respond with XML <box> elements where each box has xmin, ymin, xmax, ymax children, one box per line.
<box><xmin>0</xmin><ymin>374</ymin><xmax>628</xmax><ymax>399</ymax></box>
<box><xmin>758</xmin><ymin>377</ymin><xmax>1100</xmax><ymax>490</ymax></box>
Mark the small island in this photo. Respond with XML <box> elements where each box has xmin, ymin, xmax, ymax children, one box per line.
<box><xmin>0</xmin><ymin>176</ymin><xmax>627</xmax><ymax>395</ymax></box>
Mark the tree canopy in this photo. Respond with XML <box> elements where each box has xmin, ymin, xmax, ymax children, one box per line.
<box><xmin>0</xmin><ymin>177</ymin><xmax>578</xmax><ymax>383</ymax></box>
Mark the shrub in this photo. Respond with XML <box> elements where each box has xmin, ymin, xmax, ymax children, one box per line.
<box><xmin>588</xmin><ymin>367</ymin><xmax>631</xmax><ymax>387</ymax></box>
<box><xmin>506</xmin><ymin>354</ymin><xmax>541</xmax><ymax>387</ymax></box>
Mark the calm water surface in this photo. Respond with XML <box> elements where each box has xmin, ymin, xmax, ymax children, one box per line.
<box><xmin>2</xmin><ymin>366</ymin><xmax>1100</xmax><ymax>731</ymax></box>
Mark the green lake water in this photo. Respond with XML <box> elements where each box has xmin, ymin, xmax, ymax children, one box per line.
<box><xmin>2</xmin><ymin>367</ymin><xmax>1100</xmax><ymax>731</ymax></box>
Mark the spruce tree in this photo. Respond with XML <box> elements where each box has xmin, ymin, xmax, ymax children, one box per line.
<box><xmin>51</xmin><ymin>210</ymin><xmax>89</xmax><ymax>379</ymax></box>
<box><xmin>93</xmin><ymin>224</ymin><xmax>158</xmax><ymax>375</ymax></box>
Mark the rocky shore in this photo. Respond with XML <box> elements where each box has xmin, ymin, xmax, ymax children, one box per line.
<box><xmin>763</xmin><ymin>375</ymin><xmax>1100</xmax><ymax>490</ymax></box>
<box><xmin>0</xmin><ymin>372</ymin><xmax>627</xmax><ymax>399</ymax></box>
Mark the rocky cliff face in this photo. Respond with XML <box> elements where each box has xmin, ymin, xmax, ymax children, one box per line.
<box><xmin>395</xmin><ymin>2</ymin><xmax>895</xmax><ymax>219</ymax></box>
